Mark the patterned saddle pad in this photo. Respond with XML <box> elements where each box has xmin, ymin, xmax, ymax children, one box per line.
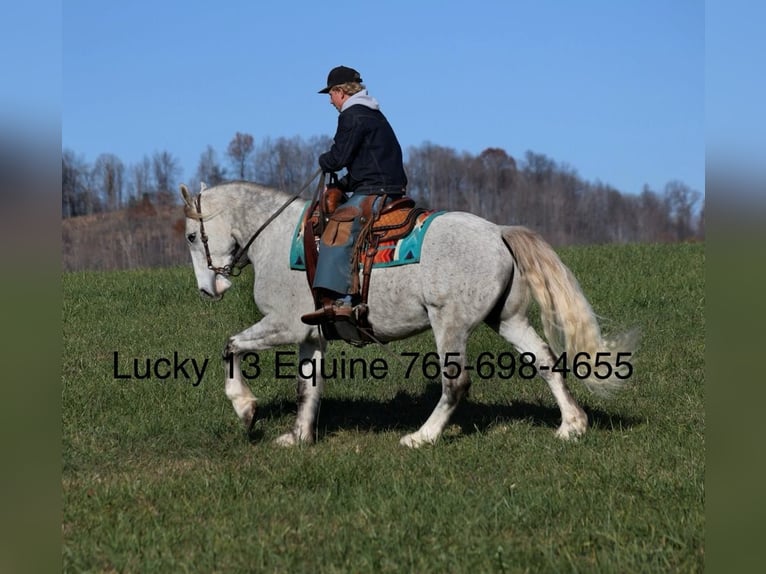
<box><xmin>289</xmin><ymin>201</ymin><xmax>445</xmax><ymax>270</ymax></box>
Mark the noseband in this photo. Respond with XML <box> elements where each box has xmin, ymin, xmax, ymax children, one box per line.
<box><xmin>191</xmin><ymin>170</ymin><xmax>322</xmax><ymax>278</ymax></box>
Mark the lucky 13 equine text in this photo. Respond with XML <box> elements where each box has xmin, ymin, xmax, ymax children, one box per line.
<box><xmin>226</xmin><ymin>350</ymin><xmax>634</xmax><ymax>386</ymax></box>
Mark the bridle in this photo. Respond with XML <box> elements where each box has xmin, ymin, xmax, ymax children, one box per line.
<box><xmin>194</xmin><ymin>193</ymin><xmax>240</xmax><ymax>276</ymax></box>
<box><xmin>191</xmin><ymin>169</ymin><xmax>322</xmax><ymax>278</ymax></box>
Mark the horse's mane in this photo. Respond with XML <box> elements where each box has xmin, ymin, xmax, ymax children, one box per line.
<box><xmin>181</xmin><ymin>180</ymin><xmax>292</xmax><ymax>220</ymax></box>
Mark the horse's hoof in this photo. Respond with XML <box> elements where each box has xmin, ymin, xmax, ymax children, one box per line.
<box><xmin>555</xmin><ymin>429</ymin><xmax>581</xmax><ymax>441</ymax></box>
<box><xmin>222</xmin><ymin>337</ymin><xmax>238</xmax><ymax>359</ymax></box>
<box><xmin>275</xmin><ymin>431</ymin><xmax>298</xmax><ymax>447</ymax></box>
<box><xmin>555</xmin><ymin>411</ymin><xmax>588</xmax><ymax>440</ymax></box>
<box><xmin>245</xmin><ymin>406</ymin><xmax>259</xmax><ymax>436</ymax></box>
<box><xmin>400</xmin><ymin>432</ymin><xmax>434</xmax><ymax>448</ymax></box>
<box><xmin>554</xmin><ymin>422</ymin><xmax>587</xmax><ymax>440</ymax></box>
<box><xmin>275</xmin><ymin>430</ymin><xmax>315</xmax><ymax>446</ymax></box>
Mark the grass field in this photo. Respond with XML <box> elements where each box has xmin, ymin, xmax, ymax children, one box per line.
<box><xmin>62</xmin><ymin>242</ymin><xmax>704</xmax><ymax>572</ymax></box>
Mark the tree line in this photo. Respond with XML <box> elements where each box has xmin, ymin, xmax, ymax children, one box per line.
<box><xmin>62</xmin><ymin>131</ymin><xmax>704</xmax><ymax>246</ymax></box>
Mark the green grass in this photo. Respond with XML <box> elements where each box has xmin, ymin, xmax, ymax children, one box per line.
<box><xmin>62</xmin><ymin>242</ymin><xmax>704</xmax><ymax>572</ymax></box>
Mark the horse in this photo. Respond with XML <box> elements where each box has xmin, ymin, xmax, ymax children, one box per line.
<box><xmin>180</xmin><ymin>180</ymin><xmax>636</xmax><ymax>448</ymax></box>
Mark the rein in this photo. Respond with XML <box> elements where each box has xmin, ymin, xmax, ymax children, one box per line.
<box><xmin>195</xmin><ymin>169</ymin><xmax>322</xmax><ymax>277</ymax></box>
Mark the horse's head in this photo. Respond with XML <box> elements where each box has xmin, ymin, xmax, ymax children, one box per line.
<box><xmin>180</xmin><ymin>183</ymin><xmax>236</xmax><ymax>301</ymax></box>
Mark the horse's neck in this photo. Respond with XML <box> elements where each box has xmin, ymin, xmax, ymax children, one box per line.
<box><xmin>209</xmin><ymin>184</ymin><xmax>299</xmax><ymax>252</ymax></box>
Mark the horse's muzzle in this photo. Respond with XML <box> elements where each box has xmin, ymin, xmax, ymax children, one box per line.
<box><xmin>215</xmin><ymin>274</ymin><xmax>232</xmax><ymax>294</ymax></box>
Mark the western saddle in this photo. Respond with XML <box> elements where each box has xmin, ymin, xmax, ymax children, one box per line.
<box><xmin>301</xmin><ymin>178</ymin><xmax>426</xmax><ymax>345</ymax></box>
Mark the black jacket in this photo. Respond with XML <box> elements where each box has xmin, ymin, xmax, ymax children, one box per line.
<box><xmin>319</xmin><ymin>99</ymin><xmax>407</xmax><ymax>194</ymax></box>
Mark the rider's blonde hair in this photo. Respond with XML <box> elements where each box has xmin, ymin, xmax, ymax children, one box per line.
<box><xmin>333</xmin><ymin>82</ymin><xmax>365</xmax><ymax>96</ymax></box>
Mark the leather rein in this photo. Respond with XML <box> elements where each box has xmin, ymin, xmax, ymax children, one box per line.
<box><xmin>194</xmin><ymin>169</ymin><xmax>322</xmax><ymax>277</ymax></box>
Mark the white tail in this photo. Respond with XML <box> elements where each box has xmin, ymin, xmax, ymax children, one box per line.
<box><xmin>502</xmin><ymin>226</ymin><xmax>638</xmax><ymax>396</ymax></box>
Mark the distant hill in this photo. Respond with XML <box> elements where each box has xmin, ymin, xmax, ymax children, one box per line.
<box><xmin>62</xmin><ymin>199</ymin><xmax>187</xmax><ymax>271</ymax></box>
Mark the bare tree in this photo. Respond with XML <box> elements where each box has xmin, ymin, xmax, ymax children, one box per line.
<box><xmin>129</xmin><ymin>156</ymin><xmax>154</xmax><ymax>204</ymax></box>
<box><xmin>403</xmin><ymin>145</ymin><xmax>431</xmax><ymax>207</ymax></box>
<box><xmin>523</xmin><ymin>151</ymin><xmax>556</xmax><ymax>186</ymax></box>
<box><xmin>152</xmin><ymin>150</ymin><xmax>181</xmax><ymax>206</ymax></box>
<box><xmin>664</xmin><ymin>180</ymin><xmax>702</xmax><ymax>241</ymax></box>
<box><xmin>227</xmin><ymin>132</ymin><xmax>255</xmax><ymax>180</ymax></box>
<box><xmin>62</xmin><ymin>149</ymin><xmax>101</xmax><ymax>217</ymax></box>
<box><xmin>544</xmin><ymin>165</ymin><xmax>581</xmax><ymax>244</ymax></box>
<box><xmin>512</xmin><ymin>151</ymin><xmax>559</xmax><ymax>231</ymax></box>
<box><xmin>62</xmin><ymin>149</ymin><xmax>86</xmax><ymax>217</ymax></box>
<box><xmin>195</xmin><ymin>145</ymin><xmax>227</xmax><ymax>187</ymax></box>
<box><xmin>636</xmin><ymin>186</ymin><xmax>671</xmax><ymax>242</ymax></box>
<box><xmin>93</xmin><ymin>153</ymin><xmax>125</xmax><ymax>211</ymax></box>
<box><xmin>469</xmin><ymin>147</ymin><xmax>517</xmax><ymax>221</ymax></box>
<box><xmin>406</xmin><ymin>142</ymin><xmax>469</xmax><ymax>211</ymax></box>
<box><xmin>254</xmin><ymin>135</ymin><xmax>325</xmax><ymax>190</ymax></box>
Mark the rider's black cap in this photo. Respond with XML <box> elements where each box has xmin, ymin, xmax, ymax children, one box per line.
<box><xmin>318</xmin><ymin>66</ymin><xmax>363</xmax><ymax>93</ymax></box>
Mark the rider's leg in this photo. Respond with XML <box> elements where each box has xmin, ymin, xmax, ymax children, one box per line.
<box><xmin>301</xmin><ymin>193</ymin><xmax>380</xmax><ymax>324</ymax></box>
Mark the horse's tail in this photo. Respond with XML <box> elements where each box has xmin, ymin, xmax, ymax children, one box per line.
<box><xmin>501</xmin><ymin>226</ymin><xmax>638</xmax><ymax>396</ymax></box>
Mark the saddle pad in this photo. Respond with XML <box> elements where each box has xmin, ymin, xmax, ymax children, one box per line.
<box><xmin>290</xmin><ymin>201</ymin><xmax>445</xmax><ymax>270</ymax></box>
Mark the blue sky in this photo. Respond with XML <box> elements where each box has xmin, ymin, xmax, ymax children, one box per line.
<box><xmin>58</xmin><ymin>1</ymin><xmax>711</xmax><ymax>197</ymax></box>
<box><xmin>6</xmin><ymin>1</ymin><xmax>766</xmax><ymax>201</ymax></box>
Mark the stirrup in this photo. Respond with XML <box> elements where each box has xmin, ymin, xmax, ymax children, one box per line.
<box><xmin>301</xmin><ymin>300</ymin><xmax>354</xmax><ymax>326</ymax></box>
<box><xmin>323</xmin><ymin>305</ymin><xmax>370</xmax><ymax>346</ymax></box>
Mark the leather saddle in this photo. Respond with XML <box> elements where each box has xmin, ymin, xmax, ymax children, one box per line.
<box><xmin>301</xmin><ymin>182</ymin><xmax>426</xmax><ymax>345</ymax></box>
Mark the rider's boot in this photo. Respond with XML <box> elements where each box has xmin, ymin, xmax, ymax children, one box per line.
<box><xmin>301</xmin><ymin>294</ymin><xmax>354</xmax><ymax>326</ymax></box>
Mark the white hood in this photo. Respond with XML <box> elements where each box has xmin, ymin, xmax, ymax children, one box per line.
<box><xmin>341</xmin><ymin>90</ymin><xmax>380</xmax><ymax>112</ymax></box>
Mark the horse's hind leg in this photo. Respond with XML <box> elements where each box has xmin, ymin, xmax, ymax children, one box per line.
<box><xmin>497</xmin><ymin>316</ymin><xmax>588</xmax><ymax>439</ymax></box>
<box><xmin>400</xmin><ymin>319</ymin><xmax>472</xmax><ymax>448</ymax></box>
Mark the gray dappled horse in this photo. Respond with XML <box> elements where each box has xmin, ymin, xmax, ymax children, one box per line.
<box><xmin>181</xmin><ymin>181</ymin><xmax>636</xmax><ymax>447</ymax></box>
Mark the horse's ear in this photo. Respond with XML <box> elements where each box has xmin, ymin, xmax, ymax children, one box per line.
<box><xmin>180</xmin><ymin>184</ymin><xmax>193</xmax><ymax>208</ymax></box>
<box><xmin>200</xmin><ymin>181</ymin><xmax>208</xmax><ymax>192</ymax></box>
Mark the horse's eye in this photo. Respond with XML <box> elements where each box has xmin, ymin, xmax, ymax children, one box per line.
<box><xmin>187</xmin><ymin>233</ymin><xmax>197</xmax><ymax>243</ymax></box>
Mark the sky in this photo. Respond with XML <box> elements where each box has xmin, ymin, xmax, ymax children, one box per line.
<box><xmin>4</xmin><ymin>1</ymin><xmax>765</xmax><ymax>202</ymax></box>
<box><xmin>57</xmin><ymin>1</ymin><xmax>713</xmax><ymax>197</ymax></box>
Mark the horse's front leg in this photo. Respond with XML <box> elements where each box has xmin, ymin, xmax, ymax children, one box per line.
<box><xmin>221</xmin><ymin>316</ymin><xmax>308</xmax><ymax>434</ymax></box>
<box><xmin>224</xmin><ymin>352</ymin><xmax>259</xmax><ymax>432</ymax></box>
<box><xmin>275</xmin><ymin>340</ymin><xmax>325</xmax><ymax>446</ymax></box>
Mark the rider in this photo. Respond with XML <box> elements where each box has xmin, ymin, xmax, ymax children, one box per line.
<box><xmin>301</xmin><ymin>66</ymin><xmax>408</xmax><ymax>326</ymax></box>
